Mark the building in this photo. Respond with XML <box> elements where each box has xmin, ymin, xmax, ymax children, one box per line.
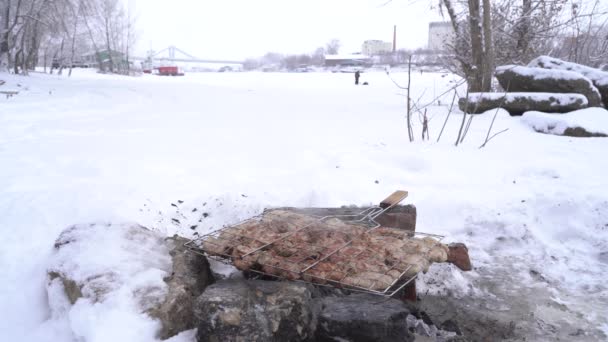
<box><xmin>81</xmin><ymin>49</ymin><xmax>127</xmax><ymax>69</ymax></box>
<box><xmin>324</xmin><ymin>54</ymin><xmax>371</xmax><ymax>67</ymax></box>
<box><xmin>428</xmin><ymin>22</ymin><xmax>454</xmax><ymax>51</ymax></box>
<box><xmin>362</xmin><ymin>40</ymin><xmax>393</xmax><ymax>56</ymax></box>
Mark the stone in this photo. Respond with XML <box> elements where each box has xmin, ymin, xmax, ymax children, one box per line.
<box><xmin>148</xmin><ymin>235</ymin><xmax>215</xmax><ymax>339</ymax></box>
<box><xmin>194</xmin><ymin>279</ymin><xmax>317</xmax><ymax>342</ymax></box>
<box><xmin>415</xmin><ymin>321</ymin><xmax>432</xmax><ymax>336</ymax></box>
<box><xmin>441</xmin><ymin>319</ymin><xmax>463</xmax><ymax>336</ymax></box>
<box><xmin>562</xmin><ymin>127</ymin><xmax>608</xmax><ymax>138</ymax></box>
<box><xmin>495</xmin><ymin>65</ymin><xmax>602</xmax><ymax>107</ymax></box>
<box><xmin>314</xmin><ymin>294</ymin><xmax>414</xmax><ymax>342</ymax></box>
<box><xmin>458</xmin><ymin>92</ymin><xmax>588</xmax><ymax>115</ymax></box>
<box><xmin>529</xmin><ymin>56</ymin><xmax>608</xmax><ymax>108</ymax></box>
<box><xmin>47</xmin><ymin>223</ymin><xmax>214</xmax><ymax>340</ymax></box>
<box><xmin>48</xmin><ymin>222</ymin><xmax>171</xmax><ymax>305</ymax></box>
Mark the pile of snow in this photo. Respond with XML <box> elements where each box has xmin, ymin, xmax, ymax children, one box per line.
<box><xmin>45</xmin><ymin>222</ymin><xmax>195</xmax><ymax>342</ymax></box>
<box><xmin>522</xmin><ymin>108</ymin><xmax>608</xmax><ymax>136</ymax></box>
<box><xmin>529</xmin><ymin>56</ymin><xmax>608</xmax><ymax>87</ymax></box>
<box><xmin>496</xmin><ymin>64</ymin><xmax>596</xmax><ymax>82</ymax></box>
<box><xmin>467</xmin><ymin>92</ymin><xmax>588</xmax><ymax>106</ymax></box>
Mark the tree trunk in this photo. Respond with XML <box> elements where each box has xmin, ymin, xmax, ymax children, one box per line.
<box><xmin>126</xmin><ymin>5</ymin><xmax>131</xmax><ymax>75</ymax></box>
<box><xmin>57</xmin><ymin>37</ymin><xmax>65</xmax><ymax>75</ymax></box>
<box><xmin>481</xmin><ymin>0</ymin><xmax>494</xmax><ymax>91</ymax></box>
<box><xmin>467</xmin><ymin>0</ymin><xmax>484</xmax><ymax>92</ymax></box>
<box><xmin>43</xmin><ymin>44</ymin><xmax>48</xmax><ymax>73</ymax></box>
<box><xmin>516</xmin><ymin>0</ymin><xmax>532</xmax><ymax>60</ymax></box>
<box><xmin>105</xmin><ymin>17</ymin><xmax>114</xmax><ymax>73</ymax></box>
<box><xmin>20</xmin><ymin>24</ymin><xmax>28</xmax><ymax>75</ymax></box>
<box><xmin>26</xmin><ymin>18</ymin><xmax>40</xmax><ymax>71</ymax></box>
<box><xmin>68</xmin><ymin>2</ymin><xmax>80</xmax><ymax>77</ymax></box>
<box><xmin>406</xmin><ymin>55</ymin><xmax>414</xmax><ymax>142</ymax></box>
<box><xmin>1</xmin><ymin>0</ymin><xmax>12</xmax><ymax>70</ymax></box>
<box><xmin>81</xmin><ymin>2</ymin><xmax>104</xmax><ymax>72</ymax></box>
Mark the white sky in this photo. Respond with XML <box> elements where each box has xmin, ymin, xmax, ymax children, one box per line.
<box><xmin>132</xmin><ymin>0</ymin><xmax>445</xmax><ymax>60</ymax></box>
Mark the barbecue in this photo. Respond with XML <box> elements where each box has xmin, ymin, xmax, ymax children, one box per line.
<box><xmin>186</xmin><ymin>191</ymin><xmax>471</xmax><ymax>297</ymax></box>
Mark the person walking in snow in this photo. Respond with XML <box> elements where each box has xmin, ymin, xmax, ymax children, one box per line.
<box><xmin>355</xmin><ymin>70</ymin><xmax>360</xmax><ymax>85</ymax></box>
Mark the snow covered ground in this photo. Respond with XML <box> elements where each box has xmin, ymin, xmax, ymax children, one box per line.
<box><xmin>0</xmin><ymin>69</ymin><xmax>607</xmax><ymax>341</ymax></box>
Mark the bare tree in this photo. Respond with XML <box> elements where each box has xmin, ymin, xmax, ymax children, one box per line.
<box><xmin>438</xmin><ymin>0</ymin><xmax>607</xmax><ymax>90</ymax></box>
<box><xmin>467</xmin><ymin>0</ymin><xmax>484</xmax><ymax>91</ymax></box>
<box><xmin>481</xmin><ymin>0</ymin><xmax>494</xmax><ymax>90</ymax></box>
<box><xmin>0</xmin><ymin>0</ymin><xmax>136</xmax><ymax>75</ymax></box>
<box><xmin>325</xmin><ymin>39</ymin><xmax>341</xmax><ymax>55</ymax></box>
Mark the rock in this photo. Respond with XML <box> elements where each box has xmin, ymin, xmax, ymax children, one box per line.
<box><xmin>48</xmin><ymin>223</ymin><xmax>214</xmax><ymax>340</ymax></box>
<box><xmin>562</xmin><ymin>127</ymin><xmax>608</xmax><ymax>138</ymax></box>
<box><xmin>407</xmin><ymin>313</ymin><xmax>420</xmax><ymax>331</ymax></box>
<box><xmin>529</xmin><ymin>56</ymin><xmax>608</xmax><ymax>107</ymax></box>
<box><xmin>148</xmin><ymin>235</ymin><xmax>214</xmax><ymax>339</ymax></box>
<box><xmin>521</xmin><ymin>109</ymin><xmax>608</xmax><ymax>137</ymax></box>
<box><xmin>314</xmin><ymin>294</ymin><xmax>414</xmax><ymax>342</ymax></box>
<box><xmin>49</xmin><ymin>223</ymin><xmax>171</xmax><ymax>304</ymax></box>
<box><xmin>458</xmin><ymin>92</ymin><xmax>588</xmax><ymax>115</ymax></box>
<box><xmin>415</xmin><ymin>320</ymin><xmax>433</xmax><ymax>336</ymax></box>
<box><xmin>194</xmin><ymin>279</ymin><xmax>317</xmax><ymax>342</ymax></box>
<box><xmin>495</xmin><ymin>65</ymin><xmax>602</xmax><ymax>107</ymax></box>
<box><xmin>441</xmin><ymin>319</ymin><xmax>463</xmax><ymax>336</ymax></box>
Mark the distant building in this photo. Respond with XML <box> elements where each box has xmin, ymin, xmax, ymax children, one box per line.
<box><xmin>324</xmin><ymin>54</ymin><xmax>371</xmax><ymax>67</ymax></box>
<box><xmin>428</xmin><ymin>22</ymin><xmax>454</xmax><ymax>51</ymax></box>
<box><xmin>81</xmin><ymin>49</ymin><xmax>127</xmax><ymax>69</ymax></box>
<box><xmin>362</xmin><ymin>40</ymin><xmax>393</xmax><ymax>56</ymax></box>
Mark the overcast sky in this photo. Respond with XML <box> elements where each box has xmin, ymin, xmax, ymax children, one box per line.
<box><xmin>132</xmin><ymin>0</ymin><xmax>445</xmax><ymax>60</ymax></box>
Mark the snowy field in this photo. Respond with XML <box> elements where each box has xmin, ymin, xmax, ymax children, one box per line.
<box><xmin>0</xmin><ymin>69</ymin><xmax>607</xmax><ymax>341</ymax></box>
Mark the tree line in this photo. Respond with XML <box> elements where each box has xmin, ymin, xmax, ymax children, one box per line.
<box><xmin>0</xmin><ymin>0</ymin><xmax>136</xmax><ymax>76</ymax></box>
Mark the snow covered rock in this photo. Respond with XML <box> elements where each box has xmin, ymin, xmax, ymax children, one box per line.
<box><xmin>495</xmin><ymin>65</ymin><xmax>602</xmax><ymax>107</ymax></box>
<box><xmin>458</xmin><ymin>92</ymin><xmax>588</xmax><ymax>115</ymax></box>
<box><xmin>47</xmin><ymin>223</ymin><xmax>214</xmax><ymax>341</ymax></box>
<box><xmin>148</xmin><ymin>235</ymin><xmax>214</xmax><ymax>339</ymax></box>
<box><xmin>314</xmin><ymin>294</ymin><xmax>414</xmax><ymax>342</ymax></box>
<box><xmin>194</xmin><ymin>279</ymin><xmax>317</xmax><ymax>342</ymax></box>
<box><xmin>529</xmin><ymin>56</ymin><xmax>608</xmax><ymax>107</ymax></box>
<box><xmin>521</xmin><ymin>108</ymin><xmax>608</xmax><ymax>137</ymax></box>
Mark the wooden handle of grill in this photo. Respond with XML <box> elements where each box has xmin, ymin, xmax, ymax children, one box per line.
<box><xmin>379</xmin><ymin>190</ymin><xmax>408</xmax><ymax>209</ymax></box>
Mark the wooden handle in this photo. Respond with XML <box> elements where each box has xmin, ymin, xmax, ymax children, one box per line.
<box><xmin>379</xmin><ymin>190</ymin><xmax>408</xmax><ymax>209</ymax></box>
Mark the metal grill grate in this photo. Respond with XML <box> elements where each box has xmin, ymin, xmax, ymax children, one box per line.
<box><xmin>185</xmin><ymin>196</ymin><xmax>444</xmax><ymax>297</ymax></box>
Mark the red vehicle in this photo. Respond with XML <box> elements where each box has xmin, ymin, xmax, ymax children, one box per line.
<box><xmin>156</xmin><ymin>66</ymin><xmax>184</xmax><ymax>76</ymax></box>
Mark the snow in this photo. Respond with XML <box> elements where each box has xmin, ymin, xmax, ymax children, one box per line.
<box><xmin>0</xmin><ymin>69</ymin><xmax>607</xmax><ymax>341</ymax></box>
<box><xmin>467</xmin><ymin>92</ymin><xmax>588</xmax><ymax>106</ymax></box>
<box><xmin>17</xmin><ymin>221</ymin><xmax>200</xmax><ymax>342</ymax></box>
<box><xmin>45</xmin><ymin>222</ymin><xmax>173</xmax><ymax>342</ymax></box>
<box><xmin>522</xmin><ymin>108</ymin><xmax>608</xmax><ymax>136</ymax></box>
<box><xmin>496</xmin><ymin>64</ymin><xmax>594</xmax><ymax>82</ymax></box>
<box><xmin>495</xmin><ymin>64</ymin><xmax>604</xmax><ymax>104</ymax></box>
<box><xmin>529</xmin><ymin>56</ymin><xmax>608</xmax><ymax>87</ymax></box>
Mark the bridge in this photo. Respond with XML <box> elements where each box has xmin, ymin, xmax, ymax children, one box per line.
<box><xmin>132</xmin><ymin>46</ymin><xmax>244</xmax><ymax>65</ymax></box>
